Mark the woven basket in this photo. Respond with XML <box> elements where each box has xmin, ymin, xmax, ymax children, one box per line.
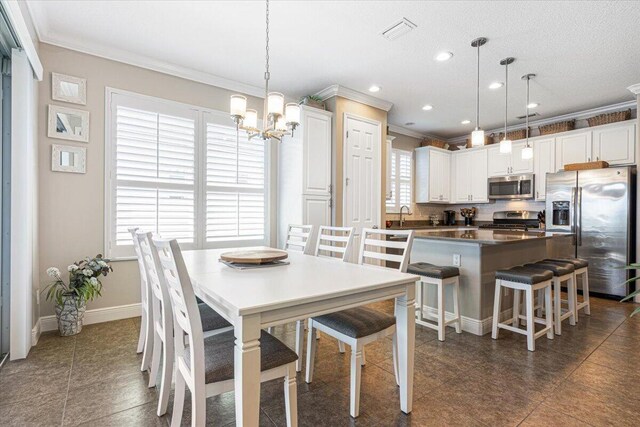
<box><xmin>497</xmin><ymin>128</ymin><xmax>529</xmax><ymax>141</ymax></box>
<box><xmin>422</xmin><ymin>138</ymin><xmax>448</xmax><ymax>149</ymax></box>
<box><xmin>539</xmin><ymin>120</ymin><xmax>575</xmax><ymax>136</ymax></box>
<box><xmin>587</xmin><ymin>109</ymin><xmax>631</xmax><ymax>127</ymax></box>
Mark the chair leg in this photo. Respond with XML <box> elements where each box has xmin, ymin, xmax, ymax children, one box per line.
<box><xmin>361</xmin><ymin>348</ymin><xmax>366</xmax><ymax>366</ymax></box>
<box><xmin>525</xmin><ymin>288</ymin><xmax>535</xmax><ymax>352</ymax></box>
<box><xmin>171</xmin><ymin>370</ymin><xmax>186</xmax><ymax>427</ymax></box>
<box><xmin>148</xmin><ymin>329</ymin><xmax>161</xmax><ymax>388</ymax></box>
<box><xmin>284</xmin><ymin>364</ymin><xmax>298</xmax><ymax>427</ymax></box>
<box><xmin>491</xmin><ymin>281</ymin><xmax>502</xmax><ymax>340</ymax></box>
<box><xmin>567</xmin><ymin>276</ymin><xmax>577</xmax><ymax>326</ymax></box>
<box><xmin>157</xmin><ymin>331</ymin><xmax>173</xmax><ymax>416</ymax></box>
<box><xmin>545</xmin><ymin>285</ymin><xmax>554</xmax><ymax>340</ymax></box>
<box><xmin>512</xmin><ymin>289</ymin><xmax>520</xmax><ymax>328</ymax></box>
<box><xmin>536</xmin><ymin>290</ymin><xmax>544</xmax><ymax>318</ymax></box>
<box><xmin>137</xmin><ymin>309</ymin><xmax>146</xmax><ymax>353</ymax></box>
<box><xmin>191</xmin><ymin>378</ymin><xmax>206</xmax><ymax>427</ymax></box>
<box><xmin>553</xmin><ymin>278</ymin><xmax>562</xmax><ymax>336</ymax></box>
<box><xmin>350</xmin><ymin>344</ymin><xmax>363</xmax><ymax>418</ymax></box>
<box><xmin>583</xmin><ymin>270</ymin><xmax>591</xmax><ymax>315</ymax></box>
<box><xmin>295</xmin><ymin>320</ymin><xmax>304</xmax><ymax>372</ymax></box>
<box><xmin>391</xmin><ymin>333</ymin><xmax>399</xmax><ymax>386</ymax></box>
<box><xmin>453</xmin><ymin>278</ymin><xmax>462</xmax><ymax>334</ymax></box>
<box><xmin>305</xmin><ymin>321</ymin><xmax>317</xmax><ymax>384</ymax></box>
<box><xmin>141</xmin><ymin>311</ymin><xmax>154</xmax><ymax>372</ymax></box>
<box><xmin>437</xmin><ymin>281</ymin><xmax>445</xmax><ymax>341</ymax></box>
<box><xmin>415</xmin><ymin>280</ymin><xmax>424</xmax><ymax>321</ymax></box>
<box><xmin>338</xmin><ymin>341</ymin><xmax>346</xmax><ymax>353</ymax></box>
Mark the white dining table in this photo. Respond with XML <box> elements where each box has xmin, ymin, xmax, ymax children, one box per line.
<box><xmin>181</xmin><ymin>247</ymin><xmax>420</xmax><ymax>426</ymax></box>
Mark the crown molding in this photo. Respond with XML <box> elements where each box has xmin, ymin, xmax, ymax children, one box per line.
<box><xmin>447</xmin><ymin>99</ymin><xmax>638</xmax><ymax>144</ymax></box>
<box><xmin>315</xmin><ymin>84</ymin><xmax>393</xmax><ymax>112</ymax></box>
<box><xmin>628</xmin><ymin>84</ymin><xmax>640</xmax><ymax>95</ymax></box>
<box><xmin>387</xmin><ymin>124</ymin><xmax>426</xmax><ymax>140</ymax></box>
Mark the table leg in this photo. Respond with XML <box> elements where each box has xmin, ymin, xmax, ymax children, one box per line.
<box><xmin>395</xmin><ymin>281</ymin><xmax>416</xmax><ymax>414</ymax></box>
<box><xmin>234</xmin><ymin>314</ymin><xmax>261</xmax><ymax>427</ymax></box>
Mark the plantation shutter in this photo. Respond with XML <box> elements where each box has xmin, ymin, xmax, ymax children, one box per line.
<box><xmin>386</xmin><ymin>149</ymin><xmax>412</xmax><ymax>213</ymax></box>
<box><xmin>386</xmin><ymin>150</ymin><xmax>397</xmax><ymax>210</ymax></box>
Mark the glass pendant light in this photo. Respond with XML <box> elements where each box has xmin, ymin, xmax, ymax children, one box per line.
<box><xmin>470</xmin><ymin>37</ymin><xmax>487</xmax><ymax>147</ymax></box>
<box><xmin>499</xmin><ymin>57</ymin><xmax>515</xmax><ymax>154</ymax></box>
<box><xmin>521</xmin><ymin>73</ymin><xmax>536</xmax><ymax>160</ymax></box>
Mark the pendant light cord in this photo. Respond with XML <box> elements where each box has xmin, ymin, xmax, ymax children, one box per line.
<box><xmin>476</xmin><ymin>43</ymin><xmax>480</xmax><ymax>130</ymax></box>
<box><xmin>263</xmin><ymin>0</ymin><xmax>270</xmax><ymax>126</ymax></box>
<box><xmin>525</xmin><ymin>76</ymin><xmax>530</xmax><ymax>145</ymax></box>
<box><xmin>504</xmin><ymin>61</ymin><xmax>508</xmax><ymax>138</ymax></box>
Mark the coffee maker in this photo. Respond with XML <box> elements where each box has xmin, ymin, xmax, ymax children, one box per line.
<box><xmin>443</xmin><ymin>210</ymin><xmax>456</xmax><ymax>226</ymax></box>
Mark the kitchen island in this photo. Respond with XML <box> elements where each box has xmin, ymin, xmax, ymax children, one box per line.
<box><xmin>407</xmin><ymin>228</ymin><xmax>573</xmax><ymax>336</ymax></box>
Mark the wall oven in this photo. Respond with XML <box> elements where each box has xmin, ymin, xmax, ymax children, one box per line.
<box><xmin>488</xmin><ymin>174</ymin><xmax>535</xmax><ymax>200</ymax></box>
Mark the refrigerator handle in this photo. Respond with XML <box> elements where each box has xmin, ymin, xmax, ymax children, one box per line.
<box><xmin>570</xmin><ymin>187</ymin><xmax>577</xmax><ymax>246</ymax></box>
<box><xmin>576</xmin><ymin>187</ymin><xmax>582</xmax><ymax>246</ymax></box>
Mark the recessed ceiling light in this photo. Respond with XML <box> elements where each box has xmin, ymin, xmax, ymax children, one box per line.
<box><xmin>404</xmin><ymin>122</ymin><xmax>415</xmax><ymax>126</ymax></box>
<box><xmin>422</xmin><ymin>104</ymin><xmax>433</xmax><ymax>111</ymax></box>
<box><xmin>434</xmin><ymin>51</ymin><xmax>453</xmax><ymax>62</ymax></box>
<box><xmin>461</xmin><ymin>119</ymin><xmax>471</xmax><ymax>125</ymax></box>
<box><xmin>527</xmin><ymin>102</ymin><xmax>539</xmax><ymax>109</ymax></box>
<box><xmin>489</xmin><ymin>82</ymin><xmax>504</xmax><ymax>90</ymax></box>
<box><xmin>369</xmin><ymin>85</ymin><xmax>381</xmax><ymax>93</ymax></box>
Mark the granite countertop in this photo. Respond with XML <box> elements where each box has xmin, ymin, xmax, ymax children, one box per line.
<box><xmin>408</xmin><ymin>229</ymin><xmax>572</xmax><ymax>245</ymax></box>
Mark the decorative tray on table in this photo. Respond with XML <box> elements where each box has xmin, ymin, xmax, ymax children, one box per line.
<box><xmin>219</xmin><ymin>249</ymin><xmax>289</xmax><ymax>270</ymax></box>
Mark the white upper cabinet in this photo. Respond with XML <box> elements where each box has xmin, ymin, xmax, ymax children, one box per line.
<box><xmin>302</xmin><ymin>108</ymin><xmax>332</xmax><ymax>195</ymax></box>
<box><xmin>555</xmin><ymin>131</ymin><xmax>592</xmax><ymax>169</ymax></box>
<box><xmin>487</xmin><ymin>142</ymin><xmax>532</xmax><ymax>176</ymax></box>
<box><xmin>470</xmin><ymin>149</ymin><xmax>488</xmax><ymax>202</ymax></box>
<box><xmin>453</xmin><ymin>149</ymin><xmax>488</xmax><ymax>203</ymax></box>
<box><xmin>533</xmin><ymin>137</ymin><xmax>555</xmax><ymax>201</ymax></box>
<box><xmin>416</xmin><ymin>146</ymin><xmax>451</xmax><ymax>203</ymax></box>
<box><xmin>453</xmin><ymin>151</ymin><xmax>472</xmax><ymax>202</ymax></box>
<box><xmin>591</xmin><ymin>121</ymin><xmax>636</xmax><ymax>165</ymax></box>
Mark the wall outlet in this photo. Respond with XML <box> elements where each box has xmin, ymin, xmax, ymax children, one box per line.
<box><xmin>452</xmin><ymin>254</ymin><xmax>461</xmax><ymax>267</ymax></box>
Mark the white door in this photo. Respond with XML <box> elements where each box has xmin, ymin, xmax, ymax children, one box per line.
<box><xmin>592</xmin><ymin>123</ymin><xmax>636</xmax><ymax>165</ymax></box>
<box><xmin>453</xmin><ymin>151</ymin><xmax>471</xmax><ymax>202</ymax></box>
<box><xmin>303</xmin><ymin>109</ymin><xmax>332</xmax><ymax>195</ymax></box>
<box><xmin>487</xmin><ymin>145</ymin><xmax>510</xmax><ymax>176</ymax></box>
<box><xmin>533</xmin><ymin>137</ymin><xmax>555</xmax><ymax>200</ymax></box>
<box><xmin>470</xmin><ymin>149</ymin><xmax>488</xmax><ymax>202</ymax></box>
<box><xmin>344</xmin><ymin>115</ymin><xmax>381</xmax><ymax>260</ymax></box>
<box><xmin>511</xmin><ymin>142</ymin><xmax>534</xmax><ymax>174</ymax></box>
<box><xmin>556</xmin><ymin>131</ymin><xmax>591</xmax><ymax>169</ymax></box>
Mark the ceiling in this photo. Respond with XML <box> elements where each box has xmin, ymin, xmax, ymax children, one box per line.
<box><xmin>26</xmin><ymin>0</ymin><xmax>640</xmax><ymax>138</ymax></box>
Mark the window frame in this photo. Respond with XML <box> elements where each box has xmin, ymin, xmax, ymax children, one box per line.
<box><xmin>386</xmin><ymin>148</ymin><xmax>413</xmax><ymax>214</ymax></box>
<box><xmin>104</xmin><ymin>88</ymin><xmax>271</xmax><ymax>260</ymax></box>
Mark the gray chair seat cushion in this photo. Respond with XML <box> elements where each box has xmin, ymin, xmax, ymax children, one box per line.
<box><xmin>312</xmin><ymin>307</ymin><xmax>396</xmax><ymax>339</ymax></box>
<box><xmin>184</xmin><ymin>330</ymin><xmax>298</xmax><ymax>384</ymax></box>
<box><xmin>407</xmin><ymin>262</ymin><xmax>460</xmax><ymax>279</ymax></box>
<box><xmin>496</xmin><ymin>266</ymin><xmax>553</xmax><ymax>284</ymax></box>
<box><xmin>199</xmin><ymin>303</ymin><xmax>232</xmax><ymax>332</ymax></box>
<box><xmin>546</xmin><ymin>258</ymin><xmax>588</xmax><ymax>269</ymax></box>
<box><xmin>525</xmin><ymin>261</ymin><xmax>574</xmax><ymax>276</ymax></box>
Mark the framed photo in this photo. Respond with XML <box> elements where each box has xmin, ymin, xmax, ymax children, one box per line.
<box><xmin>51</xmin><ymin>144</ymin><xmax>86</xmax><ymax>174</ymax></box>
<box><xmin>48</xmin><ymin>105</ymin><xmax>90</xmax><ymax>143</ymax></box>
<box><xmin>52</xmin><ymin>72</ymin><xmax>86</xmax><ymax>105</ymax></box>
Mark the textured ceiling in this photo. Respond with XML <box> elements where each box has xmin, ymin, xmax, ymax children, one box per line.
<box><xmin>27</xmin><ymin>0</ymin><xmax>640</xmax><ymax>138</ymax></box>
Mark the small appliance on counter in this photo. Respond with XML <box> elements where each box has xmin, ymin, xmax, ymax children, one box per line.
<box><xmin>460</xmin><ymin>207</ymin><xmax>477</xmax><ymax>226</ymax></box>
<box><xmin>443</xmin><ymin>210</ymin><xmax>456</xmax><ymax>226</ymax></box>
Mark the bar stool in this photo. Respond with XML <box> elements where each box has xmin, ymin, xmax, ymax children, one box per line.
<box><xmin>525</xmin><ymin>261</ymin><xmax>576</xmax><ymax>335</ymax></box>
<box><xmin>407</xmin><ymin>262</ymin><xmax>461</xmax><ymax>341</ymax></box>
<box><xmin>492</xmin><ymin>266</ymin><xmax>554</xmax><ymax>352</ymax></box>
<box><xmin>547</xmin><ymin>258</ymin><xmax>590</xmax><ymax>318</ymax></box>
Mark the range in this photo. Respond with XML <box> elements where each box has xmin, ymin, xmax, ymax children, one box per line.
<box><xmin>479</xmin><ymin>210</ymin><xmax>540</xmax><ymax>231</ymax></box>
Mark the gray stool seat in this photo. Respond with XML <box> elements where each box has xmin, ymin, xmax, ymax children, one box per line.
<box><xmin>408</xmin><ymin>262</ymin><xmax>460</xmax><ymax>279</ymax></box>
<box><xmin>496</xmin><ymin>266</ymin><xmax>553</xmax><ymax>284</ymax></box>
<box><xmin>184</xmin><ymin>330</ymin><xmax>298</xmax><ymax>384</ymax></box>
<box><xmin>525</xmin><ymin>262</ymin><xmax>574</xmax><ymax>277</ymax></box>
<box><xmin>199</xmin><ymin>303</ymin><xmax>232</xmax><ymax>331</ymax></box>
<box><xmin>546</xmin><ymin>258</ymin><xmax>588</xmax><ymax>269</ymax></box>
<box><xmin>312</xmin><ymin>307</ymin><xmax>395</xmax><ymax>339</ymax></box>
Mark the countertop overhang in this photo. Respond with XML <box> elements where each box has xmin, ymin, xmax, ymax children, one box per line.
<box><xmin>408</xmin><ymin>228</ymin><xmax>573</xmax><ymax>245</ymax></box>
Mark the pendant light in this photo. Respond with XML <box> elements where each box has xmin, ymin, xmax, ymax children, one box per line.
<box><xmin>470</xmin><ymin>37</ymin><xmax>487</xmax><ymax>147</ymax></box>
<box><xmin>499</xmin><ymin>57</ymin><xmax>515</xmax><ymax>153</ymax></box>
<box><xmin>521</xmin><ymin>73</ymin><xmax>536</xmax><ymax>160</ymax></box>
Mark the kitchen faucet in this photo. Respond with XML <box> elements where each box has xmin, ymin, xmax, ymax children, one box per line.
<box><xmin>399</xmin><ymin>205</ymin><xmax>410</xmax><ymax>228</ymax></box>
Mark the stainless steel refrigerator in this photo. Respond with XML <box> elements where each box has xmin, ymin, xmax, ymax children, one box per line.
<box><xmin>545</xmin><ymin>166</ymin><xmax>636</xmax><ymax>297</ymax></box>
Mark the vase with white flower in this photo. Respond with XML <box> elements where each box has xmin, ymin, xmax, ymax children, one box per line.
<box><xmin>43</xmin><ymin>255</ymin><xmax>113</xmax><ymax>336</ymax></box>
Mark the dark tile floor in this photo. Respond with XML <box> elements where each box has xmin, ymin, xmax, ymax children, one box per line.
<box><xmin>1</xmin><ymin>296</ymin><xmax>639</xmax><ymax>426</ymax></box>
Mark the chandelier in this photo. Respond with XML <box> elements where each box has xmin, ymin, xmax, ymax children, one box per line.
<box><xmin>229</xmin><ymin>0</ymin><xmax>300</xmax><ymax>141</ymax></box>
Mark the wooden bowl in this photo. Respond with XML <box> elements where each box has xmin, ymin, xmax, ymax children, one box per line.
<box><xmin>220</xmin><ymin>249</ymin><xmax>289</xmax><ymax>264</ymax></box>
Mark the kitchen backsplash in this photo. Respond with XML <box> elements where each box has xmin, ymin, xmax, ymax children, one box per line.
<box><xmin>387</xmin><ymin>200</ymin><xmax>546</xmax><ymax>222</ymax></box>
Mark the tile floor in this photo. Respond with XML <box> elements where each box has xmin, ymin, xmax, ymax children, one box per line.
<box><xmin>1</xmin><ymin>296</ymin><xmax>639</xmax><ymax>426</ymax></box>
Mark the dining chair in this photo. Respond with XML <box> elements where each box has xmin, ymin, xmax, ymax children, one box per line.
<box><xmin>130</xmin><ymin>227</ymin><xmax>153</xmax><ymax>373</ymax></box>
<box><xmin>138</xmin><ymin>232</ymin><xmax>233</xmax><ymax>416</ymax></box>
<box><xmin>305</xmin><ymin>228</ymin><xmax>415</xmax><ymax>418</ymax></box>
<box><xmin>152</xmin><ymin>237</ymin><xmax>299</xmax><ymax>427</ymax></box>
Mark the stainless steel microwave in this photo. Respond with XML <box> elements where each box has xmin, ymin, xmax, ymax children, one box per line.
<box><xmin>488</xmin><ymin>174</ymin><xmax>535</xmax><ymax>200</ymax></box>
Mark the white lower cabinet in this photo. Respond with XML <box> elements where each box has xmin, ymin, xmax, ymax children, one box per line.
<box><xmin>533</xmin><ymin>137</ymin><xmax>555</xmax><ymax>201</ymax></box>
<box><xmin>416</xmin><ymin>146</ymin><xmax>451</xmax><ymax>203</ymax></box>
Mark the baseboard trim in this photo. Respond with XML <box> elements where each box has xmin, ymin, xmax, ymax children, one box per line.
<box><xmin>419</xmin><ymin>305</ymin><xmax>513</xmax><ymax>336</ymax></box>
<box><xmin>39</xmin><ymin>303</ymin><xmax>142</xmax><ymax>333</ymax></box>
<box><xmin>31</xmin><ymin>319</ymin><xmax>41</xmax><ymax>346</ymax></box>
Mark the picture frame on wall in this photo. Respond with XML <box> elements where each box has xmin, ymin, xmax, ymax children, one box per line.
<box><xmin>48</xmin><ymin>105</ymin><xmax>90</xmax><ymax>143</ymax></box>
<box><xmin>51</xmin><ymin>144</ymin><xmax>86</xmax><ymax>174</ymax></box>
<box><xmin>51</xmin><ymin>72</ymin><xmax>87</xmax><ymax>105</ymax></box>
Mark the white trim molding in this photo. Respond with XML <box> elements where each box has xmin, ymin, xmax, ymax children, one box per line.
<box><xmin>1</xmin><ymin>0</ymin><xmax>43</xmax><ymax>80</ymax></box>
<box><xmin>628</xmin><ymin>84</ymin><xmax>640</xmax><ymax>95</ymax></box>
<box><xmin>315</xmin><ymin>84</ymin><xmax>394</xmax><ymax>112</ymax></box>
<box><xmin>40</xmin><ymin>303</ymin><xmax>142</xmax><ymax>333</ymax></box>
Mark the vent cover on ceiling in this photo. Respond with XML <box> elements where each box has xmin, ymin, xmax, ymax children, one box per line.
<box><xmin>516</xmin><ymin>112</ymin><xmax>539</xmax><ymax>120</ymax></box>
<box><xmin>381</xmin><ymin>18</ymin><xmax>417</xmax><ymax>41</ymax></box>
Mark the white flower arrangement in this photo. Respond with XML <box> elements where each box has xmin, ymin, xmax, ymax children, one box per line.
<box><xmin>47</xmin><ymin>267</ymin><xmax>61</xmax><ymax>279</ymax></box>
<box><xmin>43</xmin><ymin>254</ymin><xmax>113</xmax><ymax>305</ymax></box>
<box><xmin>68</xmin><ymin>264</ymin><xmax>78</xmax><ymax>272</ymax></box>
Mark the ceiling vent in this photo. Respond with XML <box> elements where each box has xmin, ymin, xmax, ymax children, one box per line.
<box><xmin>381</xmin><ymin>18</ymin><xmax>417</xmax><ymax>41</ymax></box>
<box><xmin>516</xmin><ymin>112</ymin><xmax>539</xmax><ymax>120</ymax></box>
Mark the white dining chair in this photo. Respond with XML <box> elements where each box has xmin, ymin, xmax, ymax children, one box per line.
<box><xmin>152</xmin><ymin>237</ymin><xmax>299</xmax><ymax>427</ymax></box>
<box><xmin>130</xmin><ymin>227</ymin><xmax>153</xmax><ymax>373</ymax></box>
<box><xmin>305</xmin><ymin>228</ymin><xmax>414</xmax><ymax>418</ymax></box>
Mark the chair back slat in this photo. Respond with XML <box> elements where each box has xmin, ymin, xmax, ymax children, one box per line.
<box><xmin>129</xmin><ymin>228</ymin><xmax>150</xmax><ymax>307</ymax></box>
<box><xmin>314</xmin><ymin>226</ymin><xmax>354</xmax><ymax>261</ymax></box>
<box><xmin>285</xmin><ymin>224</ymin><xmax>314</xmax><ymax>253</ymax></box>
<box><xmin>358</xmin><ymin>228</ymin><xmax>414</xmax><ymax>272</ymax></box>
